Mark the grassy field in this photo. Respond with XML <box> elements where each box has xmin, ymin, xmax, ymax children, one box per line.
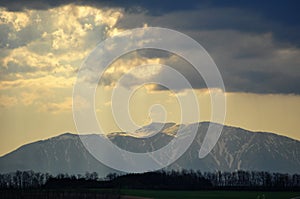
<box><xmin>121</xmin><ymin>189</ymin><xmax>300</xmax><ymax>199</ymax></box>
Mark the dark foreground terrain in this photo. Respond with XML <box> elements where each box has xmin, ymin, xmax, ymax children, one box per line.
<box><xmin>0</xmin><ymin>189</ymin><xmax>120</xmax><ymax>199</ymax></box>
<box><xmin>122</xmin><ymin>189</ymin><xmax>300</xmax><ymax>199</ymax></box>
<box><xmin>1</xmin><ymin>189</ymin><xmax>300</xmax><ymax>199</ymax></box>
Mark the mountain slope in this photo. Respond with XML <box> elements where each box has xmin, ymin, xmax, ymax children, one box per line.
<box><xmin>0</xmin><ymin>133</ymin><xmax>116</xmax><ymax>175</ymax></box>
<box><xmin>172</xmin><ymin>123</ymin><xmax>300</xmax><ymax>173</ymax></box>
<box><xmin>0</xmin><ymin>123</ymin><xmax>299</xmax><ymax>176</ymax></box>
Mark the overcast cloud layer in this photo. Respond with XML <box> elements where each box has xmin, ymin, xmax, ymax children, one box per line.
<box><xmin>0</xmin><ymin>0</ymin><xmax>300</xmax><ymax>95</ymax></box>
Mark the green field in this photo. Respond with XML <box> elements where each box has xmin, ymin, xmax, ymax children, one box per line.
<box><xmin>121</xmin><ymin>189</ymin><xmax>300</xmax><ymax>199</ymax></box>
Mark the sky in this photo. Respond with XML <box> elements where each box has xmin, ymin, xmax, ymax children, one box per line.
<box><xmin>0</xmin><ymin>0</ymin><xmax>300</xmax><ymax>156</ymax></box>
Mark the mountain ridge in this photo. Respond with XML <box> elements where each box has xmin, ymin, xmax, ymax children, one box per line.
<box><xmin>2</xmin><ymin>121</ymin><xmax>298</xmax><ymax>158</ymax></box>
<box><xmin>0</xmin><ymin>122</ymin><xmax>299</xmax><ymax>176</ymax></box>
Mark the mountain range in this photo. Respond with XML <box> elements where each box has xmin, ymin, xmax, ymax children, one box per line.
<box><xmin>0</xmin><ymin>122</ymin><xmax>299</xmax><ymax>177</ymax></box>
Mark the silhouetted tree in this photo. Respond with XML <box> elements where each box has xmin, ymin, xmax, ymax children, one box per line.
<box><xmin>0</xmin><ymin>170</ymin><xmax>300</xmax><ymax>190</ymax></box>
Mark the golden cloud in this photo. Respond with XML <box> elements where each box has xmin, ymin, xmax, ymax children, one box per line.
<box><xmin>0</xmin><ymin>95</ymin><xmax>18</xmax><ymax>108</ymax></box>
<box><xmin>0</xmin><ymin>4</ymin><xmax>124</xmax><ymax>91</ymax></box>
<box><xmin>0</xmin><ymin>4</ymin><xmax>125</xmax><ymax>114</ymax></box>
<box><xmin>0</xmin><ymin>8</ymin><xmax>30</xmax><ymax>31</ymax></box>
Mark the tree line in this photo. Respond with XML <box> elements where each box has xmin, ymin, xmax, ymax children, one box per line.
<box><xmin>0</xmin><ymin>170</ymin><xmax>299</xmax><ymax>191</ymax></box>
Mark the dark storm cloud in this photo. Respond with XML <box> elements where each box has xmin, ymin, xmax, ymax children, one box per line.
<box><xmin>0</xmin><ymin>0</ymin><xmax>198</xmax><ymax>12</ymax></box>
<box><xmin>222</xmin><ymin>70</ymin><xmax>300</xmax><ymax>94</ymax></box>
<box><xmin>1</xmin><ymin>0</ymin><xmax>299</xmax><ymax>47</ymax></box>
<box><xmin>1</xmin><ymin>0</ymin><xmax>299</xmax><ymax>94</ymax></box>
<box><xmin>221</xmin><ymin>0</ymin><xmax>300</xmax><ymax>46</ymax></box>
<box><xmin>1</xmin><ymin>0</ymin><xmax>299</xmax><ymax>45</ymax></box>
